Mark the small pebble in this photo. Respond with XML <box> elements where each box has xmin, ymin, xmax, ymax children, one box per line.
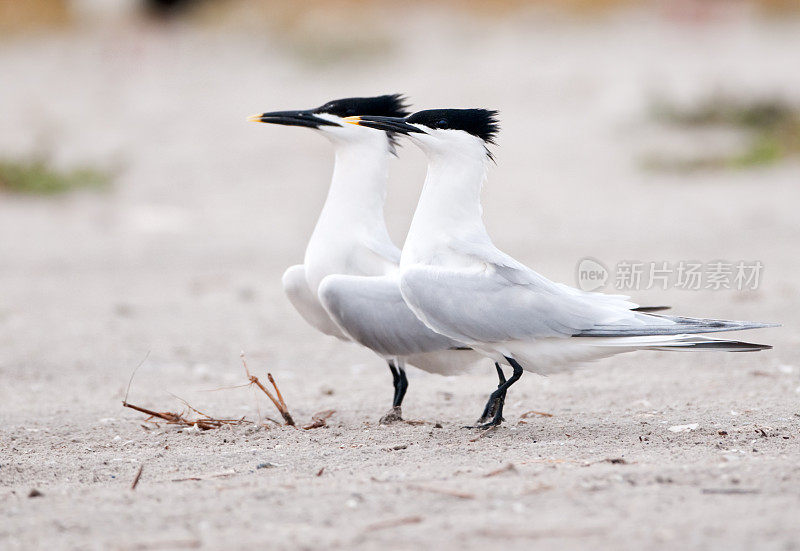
<box><xmin>668</xmin><ymin>423</ymin><xmax>699</xmax><ymax>433</ymax></box>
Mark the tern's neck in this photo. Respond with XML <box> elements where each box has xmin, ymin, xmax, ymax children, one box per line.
<box><xmin>401</xmin><ymin>148</ymin><xmax>489</xmax><ymax>266</ymax></box>
<box><xmin>304</xmin><ymin>138</ymin><xmax>396</xmax><ymax>286</ymax></box>
<box><xmin>309</xmin><ymin>140</ymin><xmax>390</xmax><ymax>236</ymax></box>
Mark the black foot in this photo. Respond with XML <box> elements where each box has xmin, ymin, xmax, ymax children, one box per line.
<box><xmin>464</xmin><ymin>419</ymin><xmax>502</xmax><ymax>430</ymax></box>
<box><xmin>476</xmin><ymin>404</ymin><xmax>505</xmax><ymax>425</ymax></box>
<box><xmin>379</xmin><ymin>406</ymin><xmax>403</xmax><ymax>425</ymax></box>
<box><xmin>476</xmin><ymin>363</ymin><xmax>507</xmax><ymax>424</ymax></box>
<box><xmin>468</xmin><ymin>357</ymin><xmax>523</xmax><ymax>429</ymax></box>
<box><xmin>476</xmin><ymin>393</ymin><xmax>506</xmax><ymax>424</ymax></box>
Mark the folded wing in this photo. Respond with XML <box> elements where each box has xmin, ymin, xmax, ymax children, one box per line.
<box><xmin>318</xmin><ymin>273</ymin><xmax>469</xmax><ymax>357</ymax></box>
<box><xmin>282</xmin><ymin>265</ymin><xmax>349</xmax><ymax>340</ymax></box>
<box><xmin>400</xmin><ymin>238</ymin><xmax>776</xmax><ymax>347</ymax></box>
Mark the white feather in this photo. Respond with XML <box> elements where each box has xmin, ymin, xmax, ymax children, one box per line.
<box><xmin>396</xmin><ymin>127</ymin><xmax>771</xmax><ymax>372</ymax></box>
<box><xmin>283</xmin><ymin>120</ymin><xmax>489</xmax><ymax>375</ymax></box>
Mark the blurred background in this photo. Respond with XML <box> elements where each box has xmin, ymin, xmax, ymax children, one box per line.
<box><xmin>2</xmin><ymin>2</ymin><xmax>799</xmax><ymax>549</ymax></box>
<box><xmin>1</xmin><ymin>0</ymin><xmax>798</xmax><ymax>419</ymax></box>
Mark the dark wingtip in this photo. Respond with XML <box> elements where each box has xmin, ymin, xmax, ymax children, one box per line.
<box><xmin>633</xmin><ymin>306</ymin><xmax>671</xmax><ymax>313</ymax></box>
<box><xmin>695</xmin><ymin>341</ymin><xmax>773</xmax><ymax>352</ymax></box>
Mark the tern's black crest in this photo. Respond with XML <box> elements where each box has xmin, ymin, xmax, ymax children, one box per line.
<box><xmin>314</xmin><ymin>94</ymin><xmax>410</xmax><ymax>154</ymax></box>
<box><xmin>314</xmin><ymin>94</ymin><xmax>410</xmax><ymax>119</ymax></box>
<box><xmin>406</xmin><ymin>109</ymin><xmax>500</xmax><ymax>144</ymax></box>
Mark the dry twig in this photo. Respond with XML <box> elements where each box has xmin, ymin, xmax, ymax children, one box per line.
<box><xmin>123</xmin><ymin>350</ymin><xmax>151</xmax><ymax>406</ymax></box>
<box><xmin>403</xmin><ymin>419</ymin><xmax>426</xmax><ymax>426</ymax></box>
<box><xmin>469</xmin><ymin>425</ymin><xmax>498</xmax><ymax>442</ymax></box>
<box><xmin>131</xmin><ymin>464</ymin><xmax>144</xmax><ymax>490</ymax></box>
<box><xmin>484</xmin><ymin>463</ymin><xmax>517</xmax><ymax>477</ymax></box>
<box><xmin>121</xmin><ymin>352</ymin><xmax>305</xmax><ymax>430</ymax></box>
<box><xmin>407</xmin><ymin>484</ymin><xmax>475</xmax><ymax>500</ymax></box>
<box><xmin>122</xmin><ymin>352</ymin><xmax>248</xmax><ymax>430</ymax></box>
<box><xmin>303</xmin><ymin>410</ymin><xmax>335</xmax><ymax>430</ymax></box>
<box><xmin>241</xmin><ymin>353</ymin><xmax>295</xmax><ymax>426</ymax></box>
<box><xmin>520</xmin><ymin>410</ymin><xmax>554</xmax><ymax>418</ymax></box>
<box><xmin>365</xmin><ymin>516</ymin><xmax>423</xmax><ymax>532</ymax></box>
<box><xmin>121</xmin><ymin>401</ymin><xmax>246</xmax><ymax>431</ymax></box>
<box><xmin>172</xmin><ymin>470</ymin><xmax>237</xmax><ymax>482</ymax></box>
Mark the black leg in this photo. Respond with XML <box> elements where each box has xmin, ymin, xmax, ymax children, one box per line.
<box><xmin>393</xmin><ymin>364</ymin><xmax>409</xmax><ymax>408</ymax></box>
<box><xmin>468</xmin><ymin>356</ymin><xmax>523</xmax><ymax>429</ymax></box>
<box><xmin>387</xmin><ymin>360</ymin><xmax>400</xmax><ymax>405</ymax></box>
<box><xmin>477</xmin><ymin>363</ymin><xmax>507</xmax><ymax>423</ymax></box>
<box><xmin>380</xmin><ymin>359</ymin><xmax>405</xmax><ymax>424</ymax></box>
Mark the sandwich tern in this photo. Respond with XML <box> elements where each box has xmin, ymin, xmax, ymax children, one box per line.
<box><xmin>249</xmin><ymin>96</ymin><xmax>486</xmax><ymax>423</ymax></box>
<box><xmin>346</xmin><ymin>109</ymin><xmax>776</xmax><ymax>428</ymax></box>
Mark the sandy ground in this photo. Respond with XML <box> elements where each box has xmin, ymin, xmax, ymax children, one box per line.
<box><xmin>1</xmin><ymin>8</ymin><xmax>799</xmax><ymax>550</ymax></box>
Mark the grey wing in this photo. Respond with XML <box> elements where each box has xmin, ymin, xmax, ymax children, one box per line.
<box><xmin>390</xmin><ymin>240</ymin><xmax>646</xmax><ymax>342</ymax></box>
<box><xmin>409</xmin><ymin>242</ymin><xmax>776</xmax><ymax>342</ymax></box>
<box><xmin>317</xmin><ymin>274</ymin><xmax>466</xmax><ymax>357</ymax></box>
<box><xmin>282</xmin><ymin>265</ymin><xmax>349</xmax><ymax>340</ymax></box>
<box><xmin>399</xmin><ymin>264</ymin><xmax>651</xmax><ymax>344</ymax></box>
<box><xmin>452</xmin><ymin>237</ymin><xmax>559</xmax><ymax>287</ymax></box>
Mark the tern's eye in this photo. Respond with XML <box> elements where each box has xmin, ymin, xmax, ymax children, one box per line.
<box><xmin>345</xmin><ymin>108</ymin><xmax>356</xmax><ymax>116</ymax></box>
<box><xmin>437</xmin><ymin>119</ymin><xmax>449</xmax><ymax>129</ymax></box>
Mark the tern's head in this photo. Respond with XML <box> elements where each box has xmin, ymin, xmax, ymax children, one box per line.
<box><xmin>344</xmin><ymin>108</ymin><xmax>499</xmax><ymax>160</ymax></box>
<box><xmin>248</xmin><ymin>94</ymin><xmax>410</xmax><ymax>148</ymax></box>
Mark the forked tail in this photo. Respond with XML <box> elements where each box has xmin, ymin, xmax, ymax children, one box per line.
<box><xmin>590</xmin><ymin>334</ymin><xmax>772</xmax><ymax>353</ymax></box>
<box><xmin>577</xmin><ymin>313</ymin><xmax>778</xmax><ymax>339</ymax></box>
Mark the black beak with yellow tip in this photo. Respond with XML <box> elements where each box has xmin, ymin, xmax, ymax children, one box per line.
<box><xmin>343</xmin><ymin>115</ymin><xmax>424</xmax><ymax>135</ymax></box>
<box><xmin>248</xmin><ymin>110</ymin><xmax>340</xmax><ymax>129</ymax></box>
